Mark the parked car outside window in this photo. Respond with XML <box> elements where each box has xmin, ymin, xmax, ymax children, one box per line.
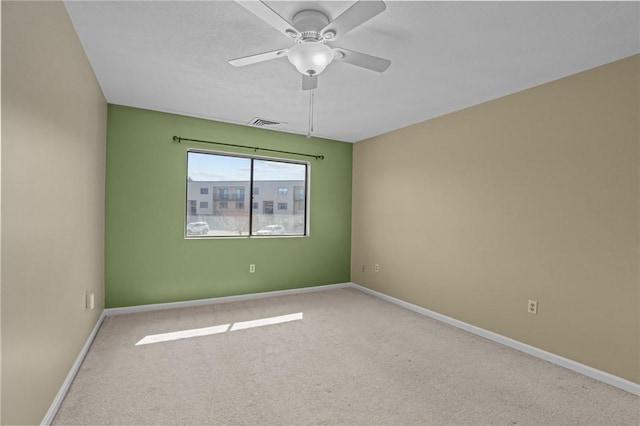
<box><xmin>255</xmin><ymin>225</ymin><xmax>285</xmax><ymax>235</ymax></box>
<box><xmin>186</xmin><ymin>222</ymin><xmax>210</xmax><ymax>235</ymax></box>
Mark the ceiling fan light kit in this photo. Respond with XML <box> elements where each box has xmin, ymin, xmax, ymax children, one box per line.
<box><xmin>288</xmin><ymin>42</ymin><xmax>333</xmax><ymax>76</ymax></box>
<box><xmin>230</xmin><ymin>0</ymin><xmax>391</xmax><ymax>137</ymax></box>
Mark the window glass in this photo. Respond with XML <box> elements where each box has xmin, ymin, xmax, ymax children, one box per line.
<box><xmin>252</xmin><ymin>159</ymin><xmax>306</xmax><ymax>236</ymax></box>
<box><xmin>186</xmin><ymin>152</ymin><xmax>307</xmax><ymax>237</ymax></box>
<box><xmin>186</xmin><ymin>152</ymin><xmax>250</xmax><ymax>236</ymax></box>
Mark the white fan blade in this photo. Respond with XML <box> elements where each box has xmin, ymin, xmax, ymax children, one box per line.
<box><xmin>229</xmin><ymin>48</ymin><xmax>289</xmax><ymax>67</ymax></box>
<box><xmin>321</xmin><ymin>0</ymin><xmax>386</xmax><ymax>40</ymax></box>
<box><xmin>333</xmin><ymin>48</ymin><xmax>390</xmax><ymax>72</ymax></box>
<box><xmin>302</xmin><ymin>75</ymin><xmax>318</xmax><ymax>91</ymax></box>
<box><xmin>236</xmin><ymin>1</ymin><xmax>301</xmax><ymax>39</ymax></box>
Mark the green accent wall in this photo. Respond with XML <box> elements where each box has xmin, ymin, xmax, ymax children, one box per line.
<box><xmin>105</xmin><ymin>105</ymin><xmax>352</xmax><ymax>308</ymax></box>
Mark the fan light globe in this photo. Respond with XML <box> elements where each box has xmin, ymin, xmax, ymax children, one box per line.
<box><xmin>287</xmin><ymin>42</ymin><xmax>333</xmax><ymax>76</ymax></box>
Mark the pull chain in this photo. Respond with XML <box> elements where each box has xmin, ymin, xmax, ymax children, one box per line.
<box><xmin>307</xmin><ymin>88</ymin><xmax>315</xmax><ymax>139</ymax></box>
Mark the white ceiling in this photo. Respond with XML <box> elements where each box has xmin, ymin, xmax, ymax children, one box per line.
<box><xmin>64</xmin><ymin>1</ymin><xmax>639</xmax><ymax>143</ymax></box>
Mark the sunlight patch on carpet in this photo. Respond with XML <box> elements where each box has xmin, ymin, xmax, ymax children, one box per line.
<box><xmin>135</xmin><ymin>312</ymin><xmax>303</xmax><ymax>346</ymax></box>
<box><xmin>230</xmin><ymin>312</ymin><xmax>303</xmax><ymax>331</ymax></box>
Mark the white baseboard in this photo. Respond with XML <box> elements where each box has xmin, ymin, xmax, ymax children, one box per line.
<box><xmin>349</xmin><ymin>282</ymin><xmax>640</xmax><ymax>396</ymax></box>
<box><xmin>41</xmin><ymin>310</ymin><xmax>107</xmax><ymax>425</ymax></box>
<box><xmin>105</xmin><ymin>282</ymin><xmax>351</xmax><ymax>316</ymax></box>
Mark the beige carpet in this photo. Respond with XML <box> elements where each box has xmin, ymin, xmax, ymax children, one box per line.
<box><xmin>53</xmin><ymin>288</ymin><xmax>638</xmax><ymax>425</ymax></box>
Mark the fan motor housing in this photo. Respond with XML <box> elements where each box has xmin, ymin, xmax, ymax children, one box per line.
<box><xmin>292</xmin><ymin>10</ymin><xmax>329</xmax><ymax>41</ymax></box>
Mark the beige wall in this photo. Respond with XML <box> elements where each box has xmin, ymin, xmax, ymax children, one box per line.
<box><xmin>1</xmin><ymin>2</ymin><xmax>106</xmax><ymax>424</ymax></box>
<box><xmin>352</xmin><ymin>55</ymin><xmax>639</xmax><ymax>384</ymax></box>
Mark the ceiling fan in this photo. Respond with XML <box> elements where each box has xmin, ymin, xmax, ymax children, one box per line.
<box><xmin>229</xmin><ymin>0</ymin><xmax>391</xmax><ymax>91</ymax></box>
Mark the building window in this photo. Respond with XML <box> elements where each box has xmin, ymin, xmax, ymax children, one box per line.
<box><xmin>234</xmin><ymin>188</ymin><xmax>245</xmax><ymax>200</ymax></box>
<box><xmin>263</xmin><ymin>201</ymin><xmax>274</xmax><ymax>215</ymax></box>
<box><xmin>186</xmin><ymin>151</ymin><xmax>308</xmax><ymax>237</ymax></box>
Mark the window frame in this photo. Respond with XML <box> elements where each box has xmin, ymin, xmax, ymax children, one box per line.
<box><xmin>185</xmin><ymin>149</ymin><xmax>310</xmax><ymax>239</ymax></box>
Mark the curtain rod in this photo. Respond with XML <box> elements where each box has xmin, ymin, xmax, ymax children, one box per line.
<box><xmin>172</xmin><ymin>136</ymin><xmax>325</xmax><ymax>160</ymax></box>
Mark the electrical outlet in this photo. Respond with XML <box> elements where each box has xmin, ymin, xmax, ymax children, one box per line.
<box><xmin>374</xmin><ymin>264</ymin><xmax>380</xmax><ymax>273</ymax></box>
<box><xmin>528</xmin><ymin>300</ymin><xmax>538</xmax><ymax>315</ymax></box>
<box><xmin>249</xmin><ymin>264</ymin><xmax>255</xmax><ymax>273</ymax></box>
<box><xmin>85</xmin><ymin>292</ymin><xmax>95</xmax><ymax>310</ymax></box>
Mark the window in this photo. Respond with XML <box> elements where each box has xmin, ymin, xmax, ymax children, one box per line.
<box><xmin>186</xmin><ymin>151</ymin><xmax>308</xmax><ymax>237</ymax></box>
<box><xmin>263</xmin><ymin>201</ymin><xmax>274</xmax><ymax>215</ymax></box>
<box><xmin>200</xmin><ymin>188</ymin><xmax>209</xmax><ymax>195</ymax></box>
<box><xmin>234</xmin><ymin>188</ymin><xmax>245</xmax><ymax>200</ymax></box>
